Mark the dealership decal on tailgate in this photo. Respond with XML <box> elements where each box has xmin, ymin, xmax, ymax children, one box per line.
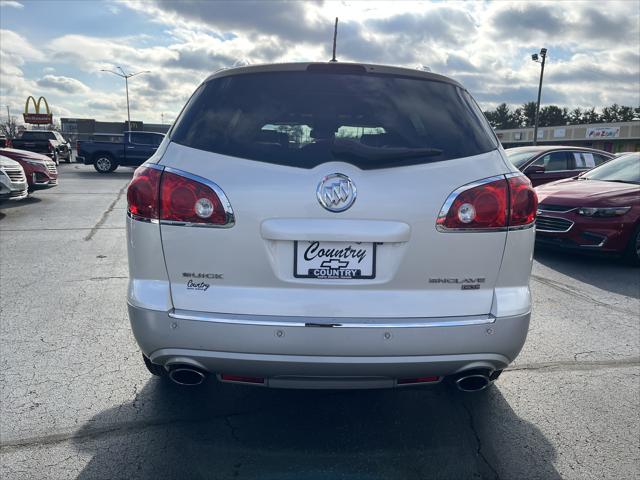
<box><xmin>294</xmin><ymin>241</ymin><xmax>376</xmax><ymax>279</ymax></box>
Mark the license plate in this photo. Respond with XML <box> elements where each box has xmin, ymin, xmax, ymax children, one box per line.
<box><xmin>294</xmin><ymin>241</ymin><xmax>376</xmax><ymax>279</ymax></box>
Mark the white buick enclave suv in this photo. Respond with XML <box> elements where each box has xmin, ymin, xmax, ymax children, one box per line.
<box><xmin>127</xmin><ymin>62</ymin><xmax>537</xmax><ymax>392</ymax></box>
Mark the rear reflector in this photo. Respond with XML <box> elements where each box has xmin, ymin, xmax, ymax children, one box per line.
<box><xmin>398</xmin><ymin>376</ymin><xmax>440</xmax><ymax>385</ymax></box>
<box><xmin>220</xmin><ymin>374</ymin><xmax>265</xmax><ymax>384</ymax></box>
<box><xmin>436</xmin><ymin>174</ymin><xmax>537</xmax><ymax>231</ymax></box>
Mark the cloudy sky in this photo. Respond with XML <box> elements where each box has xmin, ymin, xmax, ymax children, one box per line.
<box><xmin>1</xmin><ymin>0</ymin><xmax>638</xmax><ymax>124</ymax></box>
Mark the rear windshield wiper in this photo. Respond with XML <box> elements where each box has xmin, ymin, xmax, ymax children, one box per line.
<box><xmin>330</xmin><ymin>138</ymin><xmax>443</xmax><ymax>161</ymax></box>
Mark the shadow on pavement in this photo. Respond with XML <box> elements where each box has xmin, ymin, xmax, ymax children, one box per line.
<box><xmin>66</xmin><ymin>170</ymin><xmax>135</xmax><ymax>180</ymax></box>
<box><xmin>534</xmin><ymin>246</ymin><xmax>639</xmax><ymax>298</ymax></box>
<box><xmin>73</xmin><ymin>377</ymin><xmax>561</xmax><ymax>480</ymax></box>
<box><xmin>0</xmin><ymin>195</ymin><xmax>42</xmax><ymax>213</ymax></box>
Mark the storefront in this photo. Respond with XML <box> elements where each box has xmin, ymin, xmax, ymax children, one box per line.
<box><xmin>496</xmin><ymin>121</ymin><xmax>640</xmax><ymax>153</ymax></box>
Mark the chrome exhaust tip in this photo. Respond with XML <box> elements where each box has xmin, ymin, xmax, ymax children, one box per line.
<box><xmin>454</xmin><ymin>372</ymin><xmax>491</xmax><ymax>392</ymax></box>
<box><xmin>168</xmin><ymin>365</ymin><xmax>207</xmax><ymax>386</ymax></box>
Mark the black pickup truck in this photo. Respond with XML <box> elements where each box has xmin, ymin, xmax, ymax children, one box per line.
<box><xmin>77</xmin><ymin>131</ymin><xmax>165</xmax><ymax>173</ymax></box>
<box><xmin>11</xmin><ymin>130</ymin><xmax>71</xmax><ymax>165</ymax></box>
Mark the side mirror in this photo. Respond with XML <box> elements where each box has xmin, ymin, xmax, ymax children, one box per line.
<box><xmin>525</xmin><ymin>165</ymin><xmax>545</xmax><ymax>174</ymax></box>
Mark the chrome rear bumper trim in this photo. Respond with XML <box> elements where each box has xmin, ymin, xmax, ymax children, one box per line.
<box><xmin>168</xmin><ymin>309</ymin><xmax>496</xmax><ymax>329</ymax></box>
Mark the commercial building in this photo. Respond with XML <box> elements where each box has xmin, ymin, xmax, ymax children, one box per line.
<box><xmin>60</xmin><ymin>118</ymin><xmax>170</xmax><ymax>143</ymax></box>
<box><xmin>496</xmin><ymin>121</ymin><xmax>640</xmax><ymax>153</ymax></box>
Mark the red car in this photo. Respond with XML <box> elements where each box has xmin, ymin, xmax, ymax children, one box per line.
<box><xmin>505</xmin><ymin>146</ymin><xmax>614</xmax><ymax>187</ymax></box>
<box><xmin>0</xmin><ymin>148</ymin><xmax>58</xmax><ymax>191</ymax></box>
<box><xmin>535</xmin><ymin>153</ymin><xmax>640</xmax><ymax>263</ymax></box>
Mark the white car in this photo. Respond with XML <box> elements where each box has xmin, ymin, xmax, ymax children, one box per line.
<box><xmin>126</xmin><ymin>62</ymin><xmax>537</xmax><ymax>392</ymax></box>
<box><xmin>0</xmin><ymin>155</ymin><xmax>28</xmax><ymax>201</ymax></box>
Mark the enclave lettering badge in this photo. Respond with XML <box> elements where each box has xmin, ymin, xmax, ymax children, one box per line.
<box><xmin>428</xmin><ymin>277</ymin><xmax>486</xmax><ymax>290</ymax></box>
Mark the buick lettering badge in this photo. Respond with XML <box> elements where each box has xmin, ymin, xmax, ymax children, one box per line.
<box><xmin>317</xmin><ymin>173</ymin><xmax>357</xmax><ymax>212</ymax></box>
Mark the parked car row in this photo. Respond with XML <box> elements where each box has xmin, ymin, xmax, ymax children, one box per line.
<box><xmin>0</xmin><ymin>156</ymin><xmax>28</xmax><ymax>201</ymax></box>
<box><xmin>506</xmin><ymin>147</ymin><xmax>640</xmax><ymax>264</ymax></box>
<box><xmin>0</xmin><ymin>148</ymin><xmax>58</xmax><ymax>201</ymax></box>
<box><xmin>0</xmin><ymin>130</ymin><xmax>166</xmax><ymax>203</ymax></box>
<box><xmin>11</xmin><ymin>130</ymin><xmax>72</xmax><ymax>165</ymax></box>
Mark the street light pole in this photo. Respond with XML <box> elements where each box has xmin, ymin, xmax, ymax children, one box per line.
<box><xmin>100</xmin><ymin>67</ymin><xmax>150</xmax><ymax>129</ymax></box>
<box><xmin>124</xmin><ymin>75</ymin><xmax>130</xmax><ymax>126</ymax></box>
<box><xmin>531</xmin><ymin>48</ymin><xmax>547</xmax><ymax>146</ymax></box>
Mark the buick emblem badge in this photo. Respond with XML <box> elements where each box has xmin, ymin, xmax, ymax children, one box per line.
<box><xmin>317</xmin><ymin>173</ymin><xmax>357</xmax><ymax>212</ymax></box>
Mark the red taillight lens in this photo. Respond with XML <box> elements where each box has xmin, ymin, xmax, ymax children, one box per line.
<box><xmin>437</xmin><ymin>175</ymin><xmax>537</xmax><ymax>231</ymax></box>
<box><xmin>437</xmin><ymin>178</ymin><xmax>508</xmax><ymax>230</ymax></box>
<box><xmin>508</xmin><ymin>176</ymin><xmax>538</xmax><ymax>227</ymax></box>
<box><xmin>128</xmin><ymin>166</ymin><xmax>232</xmax><ymax>226</ymax></box>
<box><xmin>160</xmin><ymin>171</ymin><xmax>226</xmax><ymax>225</ymax></box>
<box><xmin>127</xmin><ymin>166</ymin><xmax>161</xmax><ymax>219</ymax></box>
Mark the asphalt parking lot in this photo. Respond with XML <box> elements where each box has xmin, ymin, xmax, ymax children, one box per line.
<box><xmin>0</xmin><ymin>164</ymin><xmax>638</xmax><ymax>480</ymax></box>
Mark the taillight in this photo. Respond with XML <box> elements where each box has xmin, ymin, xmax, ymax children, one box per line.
<box><xmin>507</xmin><ymin>175</ymin><xmax>538</xmax><ymax>227</ymax></box>
<box><xmin>127</xmin><ymin>165</ymin><xmax>234</xmax><ymax>227</ymax></box>
<box><xmin>160</xmin><ymin>170</ymin><xmax>228</xmax><ymax>225</ymax></box>
<box><xmin>127</xmin><ymin>166</ymin><xmax>161</xmax><ymax>219</ymax></box>
<box><xmin>436</xmin><ymin>174</ymin><xmax>537</xmax><ymax>232</ymax></box>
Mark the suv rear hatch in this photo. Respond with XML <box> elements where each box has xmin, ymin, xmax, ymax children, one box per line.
<box><xmin>156</xmin><ymin>64</ymin><xmax>511</xmax><ymax>319</ymax></box>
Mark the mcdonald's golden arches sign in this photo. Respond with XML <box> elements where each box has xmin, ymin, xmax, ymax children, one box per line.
<box><xmin>23</xmin><ymin>96</ymin><xmax>52</xmax><ymax>124</ymax></box>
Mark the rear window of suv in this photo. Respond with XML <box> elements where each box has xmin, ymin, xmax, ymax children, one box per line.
<box><xmin>20</xmin><ymin>131</ymin><xmax>55</xmax><ymax>141</ymax></box>
<box><xmin>170</xmin><ymin>70</ymin><xmax>497</xmax><ymax>169</ymax></box>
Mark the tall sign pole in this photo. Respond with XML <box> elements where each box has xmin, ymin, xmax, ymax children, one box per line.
<box><xmin>124</xmin><ymin>75</ymin><xmax>131</xmax><ymax>127</ymax></box>
<box><xmin>532</xmin><ymin>48</ymin><xmax>547</xmax><ymax>146</ymax></box>
<box><xmin>100</xmin><ymin>67</ymin><xmax>149</xmax><ymax>130</ymax></box>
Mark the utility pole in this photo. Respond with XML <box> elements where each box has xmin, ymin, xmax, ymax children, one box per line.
<box><xmin>531</xmin><ymin>48</ymin><xmax>547</xmax><ymax>146</ymax></box>
<box><xmin>100</xmin><ymin>67</ymin><xmax>150</xmax><ymax>129</ymax></box>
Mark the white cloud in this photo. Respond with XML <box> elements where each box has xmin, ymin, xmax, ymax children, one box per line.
<box><xmin>0</xmin><ymin>1</ymin><xmax>23</xmax><ymax>9</ymax></box>
<box><xmin>0</xmin><ymin>29</ymin><xmax>45</xmax><ymax>61</ymax></box>
<box><xmin>36</xmin><ymin>75</ymin><xmax>90</xmax><ymax>94</ymax></box>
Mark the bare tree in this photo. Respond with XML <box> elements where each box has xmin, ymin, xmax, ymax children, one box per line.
<box><xmin>0</xmin><ymin>116</ymin><xmax>19</xmax><ymax>139</ymax></box>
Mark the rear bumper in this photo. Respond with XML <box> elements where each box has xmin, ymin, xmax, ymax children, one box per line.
<box><xmin>128</xmin><ymin>303</ymin><xmax>530</xmax><ymax>386</ymax></box>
